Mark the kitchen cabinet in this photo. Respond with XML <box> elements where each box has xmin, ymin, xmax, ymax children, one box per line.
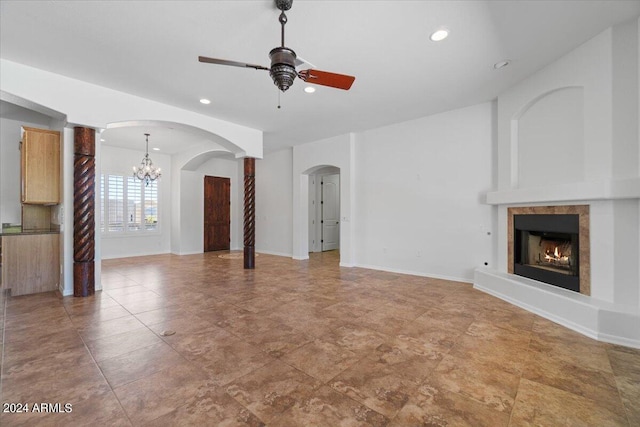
<box><xmin>21</xmin><ymin>126</ymin><xmax>61</xmax><ymax>204</ymax></box>
<box><xmin>1</xmin><ymin>233</ymin><xmax>60</xmax><ymax>296</ymax></box>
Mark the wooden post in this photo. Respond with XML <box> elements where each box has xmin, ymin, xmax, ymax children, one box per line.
<box><xmin>73</xmin><ymin>127</ymin><xmax>96</xmax><ymax>296</ymax></box>
<box><xmin>244</xmin><ymin>157</ymin><xmax>256</xmax><ymax>269</ymax></box>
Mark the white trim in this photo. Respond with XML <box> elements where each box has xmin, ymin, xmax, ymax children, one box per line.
<box><xmin>486</xmin><ymin>178</ymin><xmax>640</xmax><ymax>205</ymax></box>
<box><xmin>170</xmin><ymin>250</ymin><xmax>202</xmax><ymax>256</ymax></box>
<box><xmin>102</xmin><ymin>250</ymin><xmax>170</xmax><ymax>260</ymax></box>
<box><xmin>597</xmin><ymin>332</ymin><xmax>640</xmax><ymax>349</ymax></box>
<box><xmin>354</xmin><ymin>263</ymin><xmax>472</xmax><ymax>284</ymax></box>
<box><xmin>256</xmin><ymin>250</ymin><xmax>292</xmax><ymax>258</ymax></box>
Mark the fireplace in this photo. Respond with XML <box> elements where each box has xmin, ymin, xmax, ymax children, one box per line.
<box><xmin>508</xmin><ymin>205</ymin><xmax>590</xmax><ymax>295</ymax></box>
<box><xmin>513</xmin><ymin>214</ymin><xmax>579</xmax><ymax>292</ymax></box>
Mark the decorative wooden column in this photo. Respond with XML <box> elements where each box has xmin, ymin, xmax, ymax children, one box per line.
<box><xmin>73</xmin><ymin>127</ymin><xmax>96</xmax><ymax>296</ymax></box>
<box><xmin>243</xmin><ymin>157</ymin><xmax>256</xmax><ymax>269</ymax></box>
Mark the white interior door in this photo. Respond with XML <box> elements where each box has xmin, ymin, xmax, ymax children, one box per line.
<box><xmin>321</xmin><ymin>174</ymin><xmax>340</xmax><ymax>251</ymax></box>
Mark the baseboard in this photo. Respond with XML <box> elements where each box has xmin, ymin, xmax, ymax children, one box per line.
<box><xmin>256</xmin><ymin>250</ymin><xmax>292</xmax><ymax>258</ymax></box>
<box><xmin>169</xmin><ymin>250</ymin><xmax>202</xmax><ymax>256</ymax></box>
<box><xmin>597</xmin><ymin>331</ymin><xmax>640</xmax><ymax>349</ymax></box>
<box><xmin>354</xmin><ymin>263</ymin><xmax>472</xmax><ymax>284</ymax></box>
<box><xmin>102</xmin><ymin>250</ymin><xmax>171</xmax><ymax>260</ymax></box>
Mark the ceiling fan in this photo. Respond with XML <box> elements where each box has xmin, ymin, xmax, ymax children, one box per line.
<box><xmin>198</xmin><ymin>0</ymin><xmax>355</xmax><ymax>93</ymax></box>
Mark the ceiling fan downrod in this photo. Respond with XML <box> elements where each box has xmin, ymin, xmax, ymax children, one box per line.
<box><xmin>269</xmin><ymin>0</ymin><xmax>297</xmax><ymax>92</ymax></box>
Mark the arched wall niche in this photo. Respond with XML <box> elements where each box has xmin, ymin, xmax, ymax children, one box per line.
<box><xmin>510</xmin><ymin>86</ymin><xmax>585</xmax><ymax>188</ymax></box>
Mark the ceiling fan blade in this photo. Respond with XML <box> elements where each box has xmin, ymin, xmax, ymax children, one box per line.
<box><xmin>298</xmin><ymin>69</ymin><xmax>355</xmax><ymax>90</ymax></box>
<box><xmin>198</xmin><ymin>56</ymin><xmax>269</xmax><ymax>71</ymax></box>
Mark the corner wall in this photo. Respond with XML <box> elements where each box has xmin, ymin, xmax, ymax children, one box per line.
<box><xmin>354</xmin><ymin>102</ymin><xmax>495</xmax><ymax>282</ymax></box>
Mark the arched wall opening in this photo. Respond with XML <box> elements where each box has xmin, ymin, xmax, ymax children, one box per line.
<box><xmin>99</xmin><ymin>120</ymin><xmax>245</xmax><ymax>258</ymax></box>
<box><xmin>292</xmin><ymin>132</ymin><xmax>358</xmax><ymax>267</ymax></box>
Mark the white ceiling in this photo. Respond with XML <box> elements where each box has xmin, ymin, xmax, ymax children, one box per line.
<box><xmin>1</xmin><ymin>1</ymin><xmax>639</xmax><ymax>154</ymax></box>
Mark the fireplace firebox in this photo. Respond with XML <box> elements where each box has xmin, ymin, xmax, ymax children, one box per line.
<box><xmin>513</xmin><ymin>214</ymin><xmax>580</xmax><ymax>292</ymax></box>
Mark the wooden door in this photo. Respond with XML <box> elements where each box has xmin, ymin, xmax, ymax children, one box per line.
<box><xmin>321</xmin><ymin>174</ymin><xmax>340</xmax><ymax>251</ymax></box>
<box><xmin>204</xmin><ymin>176</ymin><xmax>230</xmax><ymax>252</ymax></box>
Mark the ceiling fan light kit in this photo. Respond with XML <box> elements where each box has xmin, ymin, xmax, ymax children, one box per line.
<box><xmin>199</xmin><ymin>0</ymin><xmax>355</xmax><ymax>94</ymax></box>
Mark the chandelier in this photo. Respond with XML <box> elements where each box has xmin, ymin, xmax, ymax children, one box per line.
<box><xmin>133</xmin><ymin>133</ymin><xmax>161</xmax><ymax>186</ymax></box>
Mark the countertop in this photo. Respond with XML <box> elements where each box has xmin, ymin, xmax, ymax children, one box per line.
<box><xmin>1</xmin><ymin>226</ymin><xmax>60</xmax><ymax>236</ymax></box>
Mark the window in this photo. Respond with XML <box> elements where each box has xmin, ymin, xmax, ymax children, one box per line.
<box><xmin>100</xmin><ymin>174</ymin><xmax>159</xmax><ymax>234</ymax></box>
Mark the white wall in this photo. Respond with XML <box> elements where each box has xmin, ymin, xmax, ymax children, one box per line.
<box><xmin>100</xmin><ymin>145</ymin><xmax>172</xmax><ymax>259</ymax></box>
<box><xmin>354</xmin><ymin>102</ymin><xmax>495</xmax><ymax>282</ymax></box>
<box><xmin>256</xmin><ymin>148</ymin><xmax>294</xmax><ymax>257</ymax></box>
<box><xmin>179</xmin><ymin>170</ymin><xmax>203</xmax><ymax>254</ymax></box>
<box><xmin>256</xmin><ymin>102</ymin><xmax>494</xmax><ymax>281</ymax></box>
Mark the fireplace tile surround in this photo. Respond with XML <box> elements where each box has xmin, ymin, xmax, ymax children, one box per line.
<box><xmin>507</xmin><ymin>205</ymin><xmax>590</xmax><ymax>295</ymax></box>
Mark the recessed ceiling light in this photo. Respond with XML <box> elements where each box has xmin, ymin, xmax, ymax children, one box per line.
<box><xmin>430</xmin><ymin>28</ymin><xmax>449</xmax><ymax>42</ymax></box>
<box><xmin>494</xmin><ymin>60</ymin><xmax>510</xmax><ymax>70</ymax></box>
<box><xmin>199</xmin><ymin>98</ymin><xmax>211</xmax><ymax>104</ymax></box>
<box><xmin>152</xmin><ymin>147</ymin><xmax>160</xmax><ymax>151</ymax></box>
<box><xmin>304</xmin><ymin>86</ymin><xmax>316</xmax><ymax>93</ymax></box>
<box><xmin>100</xmin><ymin>138</ymin><xmax>105</xmax><ymax>142</ymax></box>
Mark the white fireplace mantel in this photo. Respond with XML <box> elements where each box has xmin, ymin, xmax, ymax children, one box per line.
<box><xmin>485</xmin><ymin>178</ymin><xmax>640</xmax><ymax>206</ymax></box>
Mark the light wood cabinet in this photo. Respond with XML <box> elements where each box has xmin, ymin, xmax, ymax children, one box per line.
<box><xmin>21</xmin><ymin>126</ymin><xmax>61</xmax><ymax>204</ymax></box>
<box><xmin>1</xmin><ymin>234</ymin><xmax>60</xmax><ymax>296</ymax></box>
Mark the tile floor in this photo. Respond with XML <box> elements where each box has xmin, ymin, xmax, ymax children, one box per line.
<box><xmin>0</xmin><ymin>251</ymin><xmax>638</xmax><ymax>426</ymax></box>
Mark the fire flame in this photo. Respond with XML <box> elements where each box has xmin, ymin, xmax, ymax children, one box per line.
<box><xmin>544</xmin><ymin>246</ymin><xmax>569</xmax><ymax>263</ymax></box>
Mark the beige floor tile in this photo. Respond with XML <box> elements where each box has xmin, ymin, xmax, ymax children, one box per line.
<box><xmin>226</xmin><ymin>359</ymin><xmax>322</xmax><ymax>422</ymax></box>
<box><xmin>113</xmin><ymin>362</ymin><xmax>211</xmax><ymax>425</ymax></box>
<box><xmin>146</xmin><ymin>386</ymin><xmax>264</xmax><ymax>426</ymax></box>
<box><xmin>1</xmin><ymin>251</ymin><xmax>638</xmax><ymax>427</ymax></box>
<box><xmin>98</xmin><ymin>341</ymin><xmax>187</xmax><ymax>388</ymax></box>
<box><xmin>510</xmin><ymin>378</ymin><xmax>629</xmax><ymax>426</ymax></box>
<box><xmin>274</xmin><ymin>385</ymin><xmax>388</xmax><ymax>427</ymax></box>
<box><xmin>85</xmin><ymin>327</ymin><xmax>163</xmax><ymax>361</ymax></box>
<box><xmin>431</xmin><ymin>353</ymin><xmax>521</xmax><ymax>413</ymax></box>
<box><xmin>390</xmin><ymin>382</ymin><xmax>510</xmax><ymax>427</ymax></box>
<box><xmin>281</xmin><ymin>338</ymin><xmax>362</xmax><ymax>383</ymax></box>
<box><xmin>330</xmin><ymin>357</ymin><xmax>419</xmax><ymax>418</ymax></box>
